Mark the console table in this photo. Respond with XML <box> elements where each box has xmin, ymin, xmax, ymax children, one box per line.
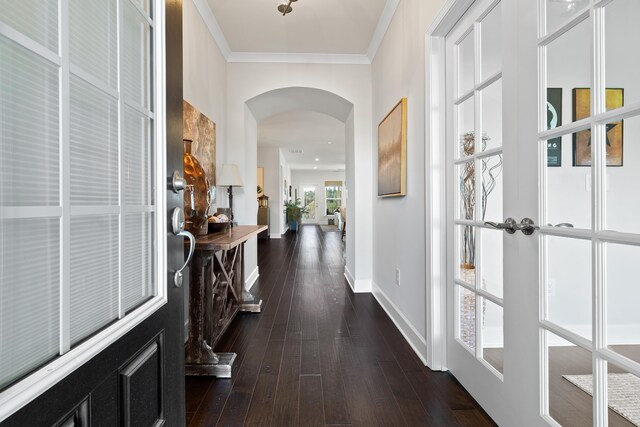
<box><xmin>184</xmin><ymin>225</ymin><xmax>266</xmax><ymax>377</ymax></box>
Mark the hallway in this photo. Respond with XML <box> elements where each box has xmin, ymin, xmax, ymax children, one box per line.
<box><xmin>185</xmin><ymin>226</ymin><xmax>495</xmax><ymax>426</ymax></box>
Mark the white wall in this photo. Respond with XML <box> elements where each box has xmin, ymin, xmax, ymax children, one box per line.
<box><xmin>291</xmin><ymin>170</ymin><xmax>346</xmax><ymax>224</ymax></box>
<box><xmin>225</xmin><ymin>62</ymin><xmax>373</xmax><ymax>289</ymax></box>
<box><xmin>182</xmin><ymin>0</ymin><xmax>227</xmax><ymax>328</ymax></box>
<box><xmin>371</xmin><ymin>0</ymin><xmax>444</xmax><ymax>358</ymax></box>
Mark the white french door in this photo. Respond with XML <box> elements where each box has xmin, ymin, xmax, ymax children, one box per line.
<box><xmin>301</xmin><ymin>185</ymin><xmax>318</xmax><ymax>224</ymax></box>
<box><xmin>444</xmin><ymin>0</ymin><xmax>640</xmax><ymax>426</ymax></box>
<box><xmin>444</xmin><ymin>0</ymin><xmax>543</xmax><ymax>425</ymax></box>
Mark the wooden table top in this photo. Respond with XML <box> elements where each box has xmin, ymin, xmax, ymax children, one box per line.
<box><xmin>192</xmin><ymin>225</ymin><xmax>267</xmax><ymax>251</ymax></box>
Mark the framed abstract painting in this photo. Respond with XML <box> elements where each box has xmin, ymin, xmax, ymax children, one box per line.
<box><xmin>378</xmin><ymin>98</ymin><xmax>407</xmax><ymax>197</ymax></box>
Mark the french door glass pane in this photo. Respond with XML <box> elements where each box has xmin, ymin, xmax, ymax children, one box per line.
<box><xmin>606</xmin><ymin>243</ymin><xmax>640</xmax><ymax>366</ymax></box>
<box><xmin>545</xmin><ymin>0</ymin><xmax>589</xmax><ymax>35</ymax></box>
<box><xmin>546</xmin><ymin>18</ymin><xmax>591</xmax><ymax>126</ymax></box>
<box><xmin>458</xmin><ymin>161</ymin><xmax>475</xmax><ymax>220</ymax></box>
<box><xmin>0</xmin><ymin>218</ymin><xmax>60</xmax><ymax>389</ymax></box>
<box><xmin>122</xmin><ymin>0</ymin><xmax>152</xmax><ymax>110</ymax></box>
<box><xmin>606</xmin><ymin>362</ymin><xmax>640</xmax><ymax>425</ymax></box>
<box><xmin>546</xmin><ymin>330</ymin><xmax>593</xmax><ymax>427</ymax></box>
<box><xmin>458</xmin><ymin>97</ymin><xmax>475</xmax><ymax>157</ymax></box>
<box><xmin>481</xmin><ymin>155</ymin><xmax>503</xmax><ymax>222</ymax></box>
<box><xmin>605</xmin><ymin>0</ymin><xmax>639</xmax><ymax>111</ymax></box>
<box><xmin>481</xmin><ymin>298</ymin><xmax>503</xmax><ymax>374</ymax></box>
<box><xmin>130</xmin><ymin>0</ymin><xmax>152</xmax><ymax>17</ymax></box>
<box><xmin>480</xmin><ymin>2</ymin><xmax>501</xmax><ymax>81</ymax></box>
<box><xmin>0</xmin><ymin>37</ymin><xmax>59</xmax><ymax>207</ymax></box>
<box><xmin>480</xmin><ymin>80</ymin><xmax>502</xmax><ymax>152</ymax></box>
<box><xmin>481</xmin><ymin>228</ymin><xmax>503</xmax><ymax>299</ymax></box>
<box><xmin>605</xmin><ymin>114</ymin><xmax>637</xmax><ymax>233</ymax></box>
<box><xmin>457</xmin><ymin>225</ymin><xmax>476</xmax><ymax>282</ymax></box>
<box><xmin>69</xmin><ymin>76</ymin><xmax>119</xmax><ymax>206</ymax></box>
<box><xmin>0</xmin><ymin>0</ymin><xmax>58</xmax><ymax>52</ymax></box>
<box><xmin>458</xmin><ymin>31</ymin><xmax>475</xmax><ymax>97</ymax></box>
<box><xmin>545</xmin><ymin>130</ymin><xmax>592</xmax><ymax>230</ymax></box>
<box><xmin>70</xmin><ymin>215</ymin><xmax>119</xmax><ymax>345</ymax></box>
<box><xmin>546</xmin><ymin>236</ymin><xmax>592</xmax><ymax>341</ymax></box>
<box><xmin>458</xmin><ymin>285</ymin><xmax>476</xmax><ymax>351</ymax></box>
<box><xmin>69</xmin><ymin>0</ymin><xmax>117</xmax><ymax>89</ymax></box>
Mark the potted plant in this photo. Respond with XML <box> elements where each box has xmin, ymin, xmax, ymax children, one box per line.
<box><xmin>284</xmin><ymin>198</ymin><xmax>308</xmax><ymax>232</ymax></box>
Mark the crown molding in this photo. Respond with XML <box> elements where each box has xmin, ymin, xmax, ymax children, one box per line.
<box><xmin>191</xmin><ymin>0</ymin><xmax>231</xmax><ymax>59</ymax></box>
<box><xmin>227</xmin><ymin>52</ymin><xmax>371</xmax><ymax>65</ymax></box>
<box><xmin>367</xmin><ymin>0</ymin><xmax>401</xmax><ymax>62</ymax></box>
<box><xmin>192</xmin><ymin>0</ymin><xmax>399</xmax><ymax>65</ymax></box>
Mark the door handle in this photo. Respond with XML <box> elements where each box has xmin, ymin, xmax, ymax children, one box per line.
<box><xmin>514</xmin><ymin>218</ymin><xmax>539</xmax><ymax>236</ymax></box>
<box><xmin>171</xmin><ymin>207</ymin><xmax>195</xmax><ymax>288</ymax></box>
<box><xmin>484</xmin><ymin>218</ymin><xmax>517</xmax><ymax>234</ymax></box>
<box><xmin>171</xmin><ymin>170</ymin><xmax>187</xmax><ymax>193</ymax></box>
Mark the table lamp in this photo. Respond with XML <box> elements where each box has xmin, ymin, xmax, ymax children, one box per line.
<box><xmin>218</xmin><ymin>164</ymin><xmax>243</xmax><ymax>226</ymax></box>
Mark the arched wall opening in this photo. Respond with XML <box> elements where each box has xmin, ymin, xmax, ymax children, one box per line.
<box><xmin>225</xmin><ymin>86</ymin><xmax>372</xmax><ymax>292</ymax></box>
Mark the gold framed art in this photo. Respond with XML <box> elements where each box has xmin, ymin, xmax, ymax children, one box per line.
<box><xmin>377</xmin><ymin>98</ymin><xmax>407</xmax><ymax>197</ymax></box>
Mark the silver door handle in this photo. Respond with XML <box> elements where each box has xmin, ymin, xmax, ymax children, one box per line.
<box><xmin>546</xmin><ymin>222</ymin><xmax>574</xmax><ymax>228</ymax></box>
<box><xmin>171</xmin><ymin>170</ymin><xmax>187</xmax><ymax>193</ymax></box>
<box><xmin>515</xmin><ymin>218</ymin><xmax>539</xmax><ymax>235</ymax></box>
<box><xmin>484</xmin><ymin>218</ymin><xmax>517</xmax><ymax>234</ymax></box>
<box><xmin>171</xmin><ymin>207</ymin><xmax>195</xmax><ymax>288</ymax></box>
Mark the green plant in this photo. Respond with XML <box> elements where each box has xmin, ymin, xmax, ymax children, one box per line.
<box><xmin>284</xmin><ymin>198</ymin><xmax>308</xmax><ymax>224</ymax></box>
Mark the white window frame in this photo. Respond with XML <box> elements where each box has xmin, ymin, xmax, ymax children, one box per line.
<box><xmin>0</xmin><ymin>0</ymin><xmax>167</xmax><ymax>420</ymax></box>
<box><xmin>324</xmin><ymin>181</ymin><xmax>343</xmax><ymax>216</ymax></box>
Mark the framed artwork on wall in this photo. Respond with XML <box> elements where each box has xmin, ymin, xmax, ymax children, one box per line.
<box><xmin>377</xmin><ymin>98</ymin><xmax>407</xmax><ymax>197</ymax></box>
<box><xmin>573</xmin><ymin>88</ymin><xmax>624</xmax><ymax>167</ymax></box>
<box><xmin>547</xmin><ymin>88</ymin><xmax>562</xmax><ymax>167</ymax></box>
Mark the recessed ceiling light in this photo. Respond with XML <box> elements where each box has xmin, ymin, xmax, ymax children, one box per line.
<box><xmin>313</xmin><ymin>166</ymin><xmax>317</xmax><ymax>169</ymax></box>
<box><xmin>315</xmin><ymin>158</ymin><xmax>319</xmax><ymax>162</ymax></box>
<box><xmin>327</xmin><ymin>141</ymin><xmax>332</xmax><ymax>145</ymax></box>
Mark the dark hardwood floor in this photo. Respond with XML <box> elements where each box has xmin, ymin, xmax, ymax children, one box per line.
<box><xmin>185</xmin><ymin>225</ymin><xmax>496</xmax><ymax>426</ymax></box>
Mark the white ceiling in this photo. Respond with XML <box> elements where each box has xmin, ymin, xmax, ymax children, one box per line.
<box><xmin>258</xmin><ymin>111</ymin><xmax>345</xmax><ymax>170</ymax></box>
<box><xmin>201</xmin><ymin>0</ymin><xmax>397</xmax><ymax>61</ymax></box>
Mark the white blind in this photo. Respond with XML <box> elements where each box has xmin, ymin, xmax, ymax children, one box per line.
<box><xmin>0</xmin><ymin>0</ymin><xmax>158</xmax><ymax>389</ymax></box>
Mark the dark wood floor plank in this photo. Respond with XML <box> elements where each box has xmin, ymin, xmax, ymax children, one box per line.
<box><xmin>298</xmin><ymin>375</ymin><xmax>325</xmax><ymax>427</ymax></box>
<box><xmin>185</xmin><ymin>226</ymin><xmax>496</xmax><ymax>427</ymax></box>
<box><xmin>243</xmin><ymin>340</ymin><xmax>285</xmax><ymax>426</ymax></box>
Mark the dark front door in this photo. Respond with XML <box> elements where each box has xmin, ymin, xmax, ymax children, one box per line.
<box><xmin>1</xmin><ymin>1</ymin><xmax>185</xmax><ymax>426</ymax></box>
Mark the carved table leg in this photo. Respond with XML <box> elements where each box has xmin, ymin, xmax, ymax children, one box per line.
<box><xmin>185</xmin><ymin>252</ymin><xmax>237</xmax><ymax>378</ymax></box>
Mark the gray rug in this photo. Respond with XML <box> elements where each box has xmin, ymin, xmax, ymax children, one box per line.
<box><xmin>563</xmin><ymin>373</ymin><xmax>640</xmax><ymax>426</ymax></box>
<box><xmin>319</xmin><ymin>224</ymin><xmax>340</xmax><ymax>232</ymax></box>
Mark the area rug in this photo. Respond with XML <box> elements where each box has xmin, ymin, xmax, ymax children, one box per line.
<box><xmin>563</xmin><ymin>373</ymin><xmax>640</xmax><ymax>426</ymax></box>
<box><xmin>319</xmin><ymin>224</ymin><xmax>340</xmax><ymax>233</ymax></box>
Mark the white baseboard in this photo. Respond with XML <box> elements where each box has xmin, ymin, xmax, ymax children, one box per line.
<box><xmin>270</xmin><ymin>233</ymin><xmax>281</xmax><ymax>239</ymax></box>
<box><xmin>372</xmin><ymin>281</ymin><xmax>428</xmax><ymax>365</ymax></box>
<box><xmin>343</xmin><ymin>267</ymin><xmax>372</xmax><ymax>293</ymax></box>
<box><xmin>245</xmin><ymin>266</ymin><xmax>259</xmax><ymax>291</ymax></box>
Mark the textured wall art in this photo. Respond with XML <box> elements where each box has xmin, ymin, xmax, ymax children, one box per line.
<box><xmin>183</xmin><ymin>100</ymin><xmax>217</xmax><ymax>186</ymax></box>
<box><xmin>377</xmin><ymin>98</ymin><xmax>407</xmax><ymax>197</ymax></box>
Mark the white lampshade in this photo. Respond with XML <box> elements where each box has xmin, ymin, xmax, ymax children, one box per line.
<box><xmin>218</xmin><ymin>163</ymin><xmax>243</xmax><ymax>187</ymax></box>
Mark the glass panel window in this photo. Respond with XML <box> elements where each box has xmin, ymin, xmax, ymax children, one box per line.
<box><xmin>457</xmin><ymin>225</ymin><xmax>477</xmax><ymax>281</ymax></box>
<box><xmin>545</xmin><ymin>130</ymin><xmax>592</xmax><ymax>230</ymax></box>
<box><xmin>302</xmin><ymin>187</ymin><xmax>316</xmax><ymax>220</ymax></box>
<box><xmin>1</xmin><ymin>0</ymin><xmax>58</xmax><ymax>52</ymax></box>
<box><xmin>605</xmin><ymin>0</ymin><xmax>637</xmax><ymax>111</ymax></box>
<box><xmin>480</xmin><ymin>2</ymin><xmax>501</xmax><ymax>81</ymax></box>
<box><xmin>458</xmin><ymin>31</ymin><xmax>475</xmax><ymax>96</ymax></box>
<box><xmin>546</xmin><ymin>236</ymin><xmax>592</xmax><ymax>341</ymax></box>
<box><xmin>481</xmin><ymin>299</ymin><xmax>503</xmax><ymax>374</ymax></box>
<box><xmin>481</xmin><ymin>228</ymin><xmax>503</xmax><ymax>299</ymax></box>
<box><xmin>546</xmin><ymin>330</ymin><xmax>593</xmax><ymax>427</ymax></box>
<box><xmin>546</xmin><ymin>18</ymin><xmax>591</xmax><ymax>125</ymax></box>
<box><xmin>458</xmin><ymin>285</ymin><xmax>476</xmax><ymax>351</ymax></box>
<box><xmin>545</xmin><ymin>0</ymin><xmax>589</xmax><ymax>35</ymax></box>
<box><xmin>324</xmin><ymin>181</ymin><xmax>343</xmax><ymax>215</ymax></box>
<box><xmin>481</xmin><ymin>80</ymin><xmax>502</xmax><ymax>152</ymax></box>
<box><xmin>458</xmin><ymin>97</ymin><xmax>475</xmax><ymax>158</ymax></box>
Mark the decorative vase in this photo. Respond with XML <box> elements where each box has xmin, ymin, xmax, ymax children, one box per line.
<box><xmin>183</xmin><ymin>139</ymin><xmax>210</xmax><ymax>236</ymax></box>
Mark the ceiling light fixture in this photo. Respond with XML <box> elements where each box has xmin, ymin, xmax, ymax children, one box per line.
<box><xmin>315</xmin><ymin>158</ymin><xmax>319</xmax><ymax>162</ymax></box>
<box><xmin>313</xmin><ymin>166</ymin><xmax>317</xmax><ymax>169</ymax></box>
<box><xmin>327</xmin><ymin>141</ymin><xmax>332</xmax><ymax>145</ymax></box>
<box><xmin>277</xmin><ymin>0</ymin><xmax>297</xmax><ymax>16</ymax></box>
